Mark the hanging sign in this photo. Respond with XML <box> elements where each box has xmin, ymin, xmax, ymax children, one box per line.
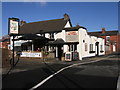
<box><xmin>9</xmin><ymin>18</ymin><xmax>19</xmax><ymax>34</ymax></box>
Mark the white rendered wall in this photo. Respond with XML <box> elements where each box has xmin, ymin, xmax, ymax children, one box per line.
<box><xmin>98</xmin><ymin>38</ymin><xmax>105</xmax><ymax>55</ymax></box>
<box><xmin>45</xmin><ymin>33</ymin><xmax>50</xmax><ymax>38</ymax></box>
<box><xmin>64</xmin><ymin>21</ymin><xmax>71</xmax><ymax>28</ymax></box>
<box><xmin>77</xmin><ymin>28</ymin><xmax>83</xmax><ymax>60</ymax></box>
<box><xmin>77</xmin><ymin>28</ymin><xmax>105</xmax><ymax>60</ymax></box>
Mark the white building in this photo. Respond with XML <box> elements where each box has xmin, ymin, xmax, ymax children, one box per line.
<box><xmin>52</xmin><ymin>26</ymin><xmax>105</xmax><ymax>60</ymax></box>
<box><xmin>10</xmin><ymin>14</ymin><xmax>105</xmax><ymax>60</ymax></box>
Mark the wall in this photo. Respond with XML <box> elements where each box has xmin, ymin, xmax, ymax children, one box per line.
<box><xmin>64</xmin><ymin>21</ymin><xmax>71</xmax><ymax>28</ymax></box>
<box><xmin>100</xmin><ymin>34</ymin><xmax>120</xmax><ymax>54</ymax></box>
<box><xmin>77</xmin><ymin>28</ymin><xmax>105</xmax><ymax>60</ymax></box>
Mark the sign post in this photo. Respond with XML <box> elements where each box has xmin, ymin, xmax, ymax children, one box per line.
<box><xmin>8</xmin><ymin>18</ymin><xmax>19</xmax><ymax>66</ymax></box>
<box><xmin>12</xmin><ymin>35</ymin><xmax>15</xmax><ymax>66</ymax></box>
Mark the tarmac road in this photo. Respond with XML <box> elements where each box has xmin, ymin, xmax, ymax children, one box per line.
<box><xmin>2</xmin><ymin>53</ymin><xmax>120</xmax><ymax>89</ymax></box>
<box><xmin>34</xmin><ymin>55</ymin><xmax>119</xmax><ymax>89</ymax></box>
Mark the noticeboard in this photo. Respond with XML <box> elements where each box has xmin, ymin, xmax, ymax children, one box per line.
<box><xmin>21</xmin><ymin>52</ymin><xmax>42</xmax><ymax>58</ymax></box>
<box><xmin>72</xmin><ymin>52</ymin><xmax>79</xmax><ymax>60</ymax></box>
<box><xmin>65</xmin><ymin>52</ymin><xmax>72</xmax><ymax>61</ymax></box>
<box><xmin>66</xmin><ymin>54</ymin><xmax>70</xmax><ymax>59</ymax></box>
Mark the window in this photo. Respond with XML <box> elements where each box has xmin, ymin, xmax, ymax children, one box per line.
<box><xmin>89</xmin><ymin>44</ymin><xmax>95</xmax><ymax>53</ymax></box>
<box><xmin>100</xmin><ymin>45</ymin><xmax>104</xmax><ymax>53</ymax></box>
<box><xmin>100</xmin><ymin>45</ymin><xmax>103</xmax><ymax>51</ymax></box>
<box><xmin>90</xmin><ymin>44</ymin><xmax>93</xmax><ymax>51</ymax></box>
<box><xmin>74</xmin><ymin>44</ymin><xmax>77</xmax><ymax>51</ymax></box>
<box><xmin>85</xmin><ymin>43</ymin><xmax>87</xmax><ymax>51</ymax></box>
<box><xmin>106</xmin><ymin>36</ymin><xmax>110</xmax><ymax>42</ymax></box>
<box><xmin>50</xmin><ymin>33</ymin><xmax>54</xmax><ymax>39</ymax></box>
<box><xmin>68</xmin><ymin>45</ymin><xmax>73</xmax><ymax>51</ymax></box>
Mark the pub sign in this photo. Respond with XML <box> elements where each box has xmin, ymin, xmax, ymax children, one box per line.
<box><xmin>9</xmin><ymin>18</ymin><xmax>19</xmax><ymax>35</ymax></box>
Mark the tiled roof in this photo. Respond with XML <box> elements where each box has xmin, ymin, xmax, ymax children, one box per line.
<box><xmin>88</xmin><ymin>30</ymin><xmax>119</xmax><ymax>36</ymax></box>
<box><xmin>19</xmin><ymin>18</ymin><xmax>69</xmax><ymax>34</ymax></box>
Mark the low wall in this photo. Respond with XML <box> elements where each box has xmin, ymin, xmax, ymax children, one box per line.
<box><xmin>2</xmin><ymin>48</ymin><xmax>11</xmax><ymax>68</ymax></box>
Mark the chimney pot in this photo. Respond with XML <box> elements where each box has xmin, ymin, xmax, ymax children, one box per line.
<box><xmin>102</xmin><ymin>27</ymin><xmax>106</xmax><ymax>34</ymax></box>
<box><xmin>64</xmin><ymin>13</ymin><xmax>70</xmax><ymax>20</ymax></box>
<box><xmin>20</xmin><ymin>20</ymin><xmax>26</xmax><ymax>26</ymax></box>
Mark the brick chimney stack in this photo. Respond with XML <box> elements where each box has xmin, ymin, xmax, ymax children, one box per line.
<box><xmin>102</xmin><ymin>27</ymin><xmax>106</xmax><ymax>34</ymax></box>
<box><xmin>64</xmin><ymin>13</ymin><xmax>70</xmax><ymax>20</ymax></box>
<box><xmin>20</xmin><ymin>20</ymin><xmax>26</xmax><ymax>26</ymax></box>
<box><xmin>76</xmin><ymin>24</ymin><xmax>80</xmax><ymax>27</ymax></box>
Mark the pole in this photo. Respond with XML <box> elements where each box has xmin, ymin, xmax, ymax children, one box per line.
<box><xmin>12</xmin><ymin>35</ymin><xmax>15</xmax><ymax>66</ymax></box>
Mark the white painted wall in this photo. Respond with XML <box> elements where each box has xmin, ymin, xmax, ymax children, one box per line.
<box><xmin>113</xmin><ymin>44</ymin><xmax>116</xmax><ymax>52</ymax></box>
<box><xmin>45</xmin><ymin>33</ymin><xmax>50</xmax><ymax>38</ymax></box>
<box><xmin>64</xmin><ymin>21</ymin><xmax>71</xmax><ymax>28</ymax></box>
<box><xmin>54</xmin><ymin>32</ymin><xmax>62</xmax><ymax>40</ymax></box>
<box><xmin>98</xmin><ymin>38</ymin><xmax>105</xmax><ymax>55</ymax></box>
<box><xmin>77</xmin><ymin>28</ymin><xmax>84</xmax><ymax>60</ymax></box>
<box><xmin>76</xmin><ymin>28</ymin><xmax>105</xmax><ymax>60</ymax></box>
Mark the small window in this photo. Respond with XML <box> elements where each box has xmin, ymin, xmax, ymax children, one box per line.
<box><xmin>106</xmin><ymin>36</ymin><xmax>110</xmax><ymax>42</ymax></box>
<box><xmin>85</xmin><ymin>43</ymin><xmax>87</xmax><ymax>51</ymax></box>
<box><xmin>100</xmin><ymin>45</ymin><xmax>103</xmax><ymax>51</ymax></box>
<box><xmin>50</xmin><ymin>33</ymin><xmax>54</xmax><ymax>39</ymax></box>
<box><xmin>90</xmin><ymin>44</ymin><xmax>93</xmax><ymax>51</ymax></box>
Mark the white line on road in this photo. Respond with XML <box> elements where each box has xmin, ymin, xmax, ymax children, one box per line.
<box><xmin>117</xmin><ymin>73</ymin><xmax>120</xmax><ymax>90</ymax></box>
<box><xmin>29</xmin><ymin>55</ymin><xmax>115</xmax><ymax>90</ymax></box>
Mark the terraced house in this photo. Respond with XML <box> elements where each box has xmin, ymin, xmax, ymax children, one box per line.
<box><xmin>88</xmin><ymin>28</ymin><xmax>120</xmax><ymax>55</ymax></box>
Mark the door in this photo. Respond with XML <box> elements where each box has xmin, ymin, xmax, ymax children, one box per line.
<box><xmin>95</xmin><ymin>42</ymin><xmax>99</xmax><ymax>56</ymax></box>
<box><xmin>58</xmin><ymin>45</ymin><xmax>63</xmax><ymax>60</ymax></box>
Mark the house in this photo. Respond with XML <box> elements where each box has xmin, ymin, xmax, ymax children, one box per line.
<box><xmin>9</xmin><ymin>14</ymin><xmax>105</xmax><ymax>60</ymax></box>
<box><xmin>88</xmin><ymin>28</ymin><xmax>120</xmax><ymax>54</ymax></box>
<box><xmin>0</xmin><ymin>35</ymin><xmax>10</xmax><ymax>49</ymax></box>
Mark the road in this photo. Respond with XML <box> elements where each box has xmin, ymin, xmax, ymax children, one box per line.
<box><xmin>2</xmin><ymin>54</ymin><xmax>120</xmax><ymax>89</ymax></box>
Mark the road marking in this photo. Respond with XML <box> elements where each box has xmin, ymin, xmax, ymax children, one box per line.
<box><xmin>29</xmin><ymin>55</ymin><xmax>115</xmax><ymax>90</ymax></box>
<box><xmin>117</xmin><ymin>73</ymin><xmax>120</xmax><ymax>90</ymax></box>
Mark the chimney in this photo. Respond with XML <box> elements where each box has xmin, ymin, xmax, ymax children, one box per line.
<box><xmin>20</xmin><ymin>20</ymin><xmax>26</xmax><ymax>26</ymax></box>
<box><xmin>2</xmin><ymin>36</ymin><xmax>4</xmax><ymax>40</ymax></box>
<box><xmin>102</xmin><ymin>27</ymin><xmax>106</xmax><ymax>34</ymax></box>
<box><xmin>76</xmin><ymin>24</ymin><xmax>80</xmax><ymax>27</ymax></box>
<box><xmin>64</xmin><ymin>13</ymin><xmax>70</xmax><ymax>20</ymax></box>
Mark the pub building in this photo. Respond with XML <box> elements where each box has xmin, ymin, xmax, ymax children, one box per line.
<box><xmin>9</xmin><ymin>14</ymin><xmax>105</xmax><ymax>61</ymax></box>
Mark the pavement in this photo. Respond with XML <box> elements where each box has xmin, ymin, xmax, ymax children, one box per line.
<box><xmin>2</xmin><ymin>53</ymin><xmax>119</xmax><ymax>75</ymax></box>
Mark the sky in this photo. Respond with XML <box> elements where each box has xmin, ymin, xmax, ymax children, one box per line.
<box><xmin>2</xmin><ymin>2</ymin><xmax>118</xmax><ymax>37</ymax></box>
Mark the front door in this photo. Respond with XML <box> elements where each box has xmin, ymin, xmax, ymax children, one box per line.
<box><xmin>95</xmin><ymin>42</ymin><xmax>99</xmax><ymax>56</ymax></box>
<box><xmin>58</xmin><ymin>45</ymin><xmax>63</xmax><ymax>60</ymax></box>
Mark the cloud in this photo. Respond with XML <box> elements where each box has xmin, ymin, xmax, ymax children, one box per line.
<box><xmin>39</xmin><ymin>0</ymin><xmax>47</xmax><ymax>6</ymax></box>
<box><xmin>22</xmin><ymin>0</ymin><xmax>47</xmax><ymax>6</ymax></box>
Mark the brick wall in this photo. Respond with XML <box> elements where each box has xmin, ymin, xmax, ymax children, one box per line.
<box><xmin>100</xmin><ymin>35</ymin><xmax>120</xmax><ymax>54</ymax></box>
<box><xmin>2</xmin><ymin>48</ymin><xmax>12</xmax><ymax>68</ymax></box>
